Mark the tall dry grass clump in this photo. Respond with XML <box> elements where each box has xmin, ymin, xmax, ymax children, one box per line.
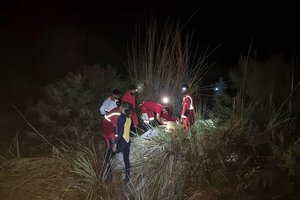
<box><xmin>128</xmin><ymin>19</ymin><xmax>211</xmax><ymax>114</ymax></box>
<box><xmin>128</xmin><ymin>126</ymin><xmax>189</xmax><ymax>199</ymax></box>
<box><xmin>128</xmin><ymin>97</ymin><xmax>299</xmax><ymax>199</ymax></box>
<box><xmin>0</xmin><ymin>136</ymin><xmax>113</xmax><ymax>200</ymax></box>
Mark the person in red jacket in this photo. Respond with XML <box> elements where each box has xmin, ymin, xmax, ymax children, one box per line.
<box><xmin>161</xmin><ymin>105</ymin><xmax>178</xmax><ymax>122</ymax></box>
<box><xmin>101</xmin><ymin>104</ymin><xmax>122</xmax><ymax>181</ymax></box>
<box><xmin>99</xmin><ymin>89</ymin><xmax>121</xmax><ymax>180</ymax></box>
<box><xmin>121</xmin><ymin>84</ymin><xmax>139</xmax><ymax>127</ymax></box>
<box><xmin>121</xmin><ymin>85</ymin><xmax>137</xmax><ymax>109</ymax></box>
<box><xmin>140</xmin><ymin>100</ymin><xmax>166</xmax><ymax>125</ymax></box>
<box><xmin>99</xmin><ymin>89</ymin><xmax>121</xmax><ymax>148</ymax></box>
<box><xmin>180</xmin><ymin>84</ymin><xmax>195</xmax><ymax>130</ymax></box>
<box><xmin>140</xmin><ymin>100</ymin><xmax>178</xmax><ymax>128</ymax></box>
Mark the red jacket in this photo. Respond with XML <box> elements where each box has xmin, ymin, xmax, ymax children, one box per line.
<box><xmin>161</xmin><ymin>106</ymin><xmax>177</xmax><ymax>122</ymax></box>
<box><xmin>121</xmin><ymin>90</ymin><xmax>136</xmax><ymax>109</ymax></box>
<box><xmin>140</xmin><ymin>100</ymin><xmax>162</xmax><ymax>114</ymax></box>
<box><xmin>121</xmin><ymin>90</ymin><xmax>138</xmax><ymax>126</ymax></box>
<box><xmin>140</xmin><ymin>100</ymin><xmax>162</xmax><ymax>121</ymax></box>
<box><xmin>181</xmin><ymin>93</ymin><xmax>194</xmax><ymax>118</ymax></box>
<box><xmin>100</xmin><ymin>107</ymin><xmax>121</xmax><ymax>144</ymax></box>
<box><xmin>181</xmin><ymin>93</ymin><xmax>195</xmax><ymax>128</ymax></box>
<box><xmin>105</xmin><ymin>107</ymin><xmax>121</xmax><ymax>128</ymax></box>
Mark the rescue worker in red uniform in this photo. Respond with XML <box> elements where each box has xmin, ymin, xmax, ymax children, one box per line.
<box><xmin>102</xmin><ymin>105</ymin><xmax>122</xmax><ymax>181</ymax></box>
<box><xmin>139</xmin><ymin>100</ymin><xmax>178</xmax><ymax>128</ymax></box>
<box><xmin>180</xmin><ymin>84</ymin><xmax>195</xmax><ymax>130</ymax></box>
<box><xmin>161</xmin><ymin>105</ymin><xmax>178</xmax><ymax>122</ymax></box>
<box><xmin>99</xmin><ymin>89</ymin><xmax>121</xmax><ymax>180</ymax></box>
<box><xmin>121</xmin><ymin>85</ymin><xmax>139</xmax><ymax>128</ymax></box>
<box><xmin>140</xmin><ymin>100</ymin><xmax>166</xmax><ymax>126</ymax></box>
<box><xmin>99</xmin><ymin>89</ymin><xmax>121</xmax><ymax>147</ymax></box>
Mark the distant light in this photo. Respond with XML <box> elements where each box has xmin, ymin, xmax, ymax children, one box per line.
<box><xmin>215</xmin><ymin>87</ymin><xmax>219</xmax><ymax>91</ymax></box>
<box><xmin>162</xmin><ymin>97</ymin><xmax>169</xmax><ymax>104</ymax></box>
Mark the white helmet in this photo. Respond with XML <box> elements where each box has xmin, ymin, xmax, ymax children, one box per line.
<box><xmin>136</xmin><ymin>82</ymin><xmax>145</xmax><ymax>93</ymax></box>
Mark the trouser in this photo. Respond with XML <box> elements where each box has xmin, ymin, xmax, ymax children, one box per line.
<box><xmin>103</xmin><ymin>140</ymin><xmax>115</xmax><ymax>179</ymax></box>
<box><xmin>183</xmin><ymin>110</ymin><xmax>195</xmax><ymax>129</ymax></box>
<box><xmin>117</xmin><ymin>141</ymin><xmax>131</xmax><ymax>180</ymax></box>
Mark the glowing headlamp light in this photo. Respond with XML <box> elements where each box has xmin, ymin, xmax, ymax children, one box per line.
<box><xmin>162</xmin><ymin>97</ymin><xmax>169</xmax><ymax>104</ymax></box>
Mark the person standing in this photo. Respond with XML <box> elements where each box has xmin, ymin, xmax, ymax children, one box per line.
<box><xmin>99</xmin><ymin>89</ymin><xmax>121</xmax><ymax>147</ymax></box>
<box><xmin>99</xmin><ymin>89</ymin><xmax>121</xmax><ymax>180</ymax></box>
<box><xmin>112</xmin><ymin>102</ymin><xmax>134</xmax><ymax>182</ymax></box>
<box><xmin>214</xmin><ymin>76</ymin><xmax>228</xmax><ymax>97</ymax></box>
<box><xmin>102</xmin><ymin>105</ymin><xmax>123</xmax><ymax>180</ymax></box>
<box><xmin>180</xmin><ymin>84</ymin><xmax>195</xmax><ymax>130</ymax></box>
<box><xmin>121</xmin><ymin>84</ymin><xmax>139</xmax><ymax>130</ymax></box>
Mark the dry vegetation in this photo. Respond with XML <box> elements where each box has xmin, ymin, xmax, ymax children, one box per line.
<box><xmin>127</xmin><ymin>100</ymin><xmax>300</xmax><ymax>199</ymax></box>
<box><xmin>1</xmin><ymin>20</ymin><xmax>299</xmax><ymax>200</ymax></box>
<box><xmin>0</xmin><ymin>137</ymin><xmax>113</xmax><ymax>200</ymax></box>
<box><xmin>127</xmin><ymin>19</ymin><xmax>211</xmax><ymax>114</ymax></box>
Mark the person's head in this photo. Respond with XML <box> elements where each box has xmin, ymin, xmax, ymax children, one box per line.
<box><xmin>136</xmin><ymin>83</ymin><xmax>145</xmax><ymax>93</ymax></box>
<box><xmin>181</xmin><ymin>84</ymin><xmax>189</xmax><ymax>94</ymax></box>
<box><xmin>112</xmin><ymin>89</ymin><xmax>121</xmax><ymax>99</ymax></box>
<box><xmin>120</xmin><ymin>102</ymin><xmax>133</xmax><ymax>116</ymax></box>
<box><xmin>128</xmin><ymin>84</ymin><xmax>137</xmax><ymax>95</ymax></box>
<box><xmin>116</xmin><ymin>100</ymin><xmax>122</xmax><ymax>107</ymax></box>
<box><xmin>162</xmin><ymin>106</ymin><xmax>169</xmax><ymax>114</ymax></box>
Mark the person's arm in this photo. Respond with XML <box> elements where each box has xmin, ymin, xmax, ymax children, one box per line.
<box><xmin>181</xmin><ymin>104</ymin><xmax>187</xmax><ymax>122</ymax></box>
<box><xmin>156</xmin><ymin>113</ymin><xmax>165</xmax><ymax>125</ymax></box>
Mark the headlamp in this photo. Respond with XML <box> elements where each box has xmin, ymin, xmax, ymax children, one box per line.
<box><xmin>162</xmin><ymin>97</ymin><xmax>169</xmax><ymax>104</ymax></box>
<box><xmin>136</xmin><ymin>83</ymin><xmax>145</xmax><ymax>93</ymax></box>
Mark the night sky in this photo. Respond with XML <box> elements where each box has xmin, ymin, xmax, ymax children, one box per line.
<box><xmin>1</xmin><ymin>0</ymin><xmax>300</xmax><ymax>110</ymax></box>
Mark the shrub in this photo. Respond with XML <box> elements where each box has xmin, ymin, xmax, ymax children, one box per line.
<box><xmin>26</xmin><ymin>65</ymin><xmax>126</xmax><ymax>142</ymax></box>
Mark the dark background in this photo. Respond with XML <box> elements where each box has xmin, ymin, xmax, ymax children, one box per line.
<box><xmin>1</xmin><ymin>0</ymin><xmax>299</xmax><ymax>111</ymax></box>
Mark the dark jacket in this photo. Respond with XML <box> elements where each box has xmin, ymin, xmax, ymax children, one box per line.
<box><xmin>115</xmin><ymin>113</ymin><xmax>133</xmax><ymax>151</ymax></box>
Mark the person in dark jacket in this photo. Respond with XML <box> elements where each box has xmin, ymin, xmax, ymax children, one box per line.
<box><xmin>112</xmin><ymin>102</ymin><xmax>134</xmax><ymax>182</ymax></box>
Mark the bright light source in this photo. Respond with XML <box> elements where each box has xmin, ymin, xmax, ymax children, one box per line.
<box><xmin>215</xmin><ymin>87</ymin><xmax>219</xmax><ymax>91</ymax></box>
<box><xmin>136</xmin><ymin>83</ymin><xmax>145</xmax><ymax>93</ymax></box>
<box><xmin>181</xmin><ymin>87</ymin><xmax>187</xmax><ymax>93</ymax></box>
<box><xmin>162</xmin><ymin>97</ymin><xmax>169</xmax><ymax>104</ymax></box>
